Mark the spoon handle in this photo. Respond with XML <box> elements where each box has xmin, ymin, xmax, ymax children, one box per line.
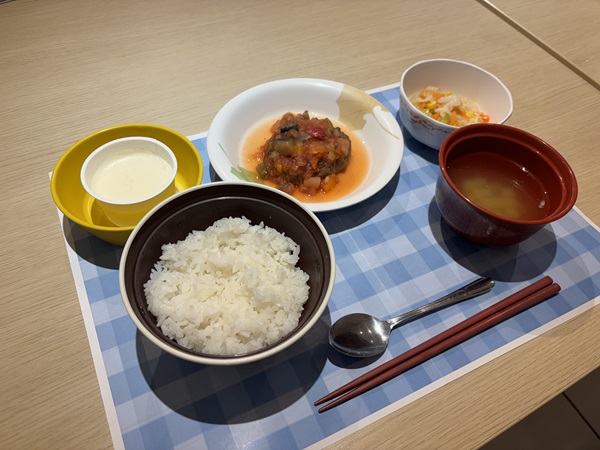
<box><xmin>387</xmin><ymin>277</ymin><xmax>495</xmax><ymax>330</ymax></box>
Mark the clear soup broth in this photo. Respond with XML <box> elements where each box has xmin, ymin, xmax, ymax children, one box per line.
<box><xmin>447</xmin><ymin>152</ymin><xmax>550</xmax><ymax>220</ymax></box>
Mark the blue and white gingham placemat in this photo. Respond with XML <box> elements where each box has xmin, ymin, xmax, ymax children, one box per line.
<box><xmin>58</xmin><ymin>84</ymin><xmax>600</xmax><ymax>450</ymax></box>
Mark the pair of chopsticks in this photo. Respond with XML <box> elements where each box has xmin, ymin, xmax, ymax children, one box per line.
<box><xmin>315</xmin><ymin>276</ymin><xmax>560</xmax><ymax>413</ymax></box>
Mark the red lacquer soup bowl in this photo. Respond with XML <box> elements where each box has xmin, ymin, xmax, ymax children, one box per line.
<box><xmin>435</xmin><ymin>124</ymin><xmax>577</xmax><ymax>246</ymax></box>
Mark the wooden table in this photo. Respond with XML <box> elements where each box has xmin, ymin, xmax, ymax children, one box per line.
<box><xmin>483</xmin><ymin>0</ymin><xmax>600</xmax><ymax>88</ymax></box>
<box><xmin>2</xmin><ymin>0</ymin><xmax>599</xmax><ymax>448</ymax></box>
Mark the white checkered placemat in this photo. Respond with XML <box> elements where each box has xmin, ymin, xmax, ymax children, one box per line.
<box><xmin>57</xmin><ymin>84</ymin><xmax>600</xmax><ymax>450</ymax></box>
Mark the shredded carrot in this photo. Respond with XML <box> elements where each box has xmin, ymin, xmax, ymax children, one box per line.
<box><xmin>450</xmin><ymin>112</ymin><xmax>458</xmax><ymax>126</ymax></box>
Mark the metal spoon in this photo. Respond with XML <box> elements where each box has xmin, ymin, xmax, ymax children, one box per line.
<box><xmin>329</xmin><ymin>277</ymin><xmax>495</xmax><ymax>358</ymax></box>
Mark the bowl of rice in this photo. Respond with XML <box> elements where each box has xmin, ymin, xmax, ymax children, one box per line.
<box><xmin>119</xmin><ymin>182</ymin><xmax>335</xmax><ymax>365</ymax></box>
<box><xmin>399</xmin><ymin>59</ymin><xmax>513</xmax><ymax>150</ymax></box>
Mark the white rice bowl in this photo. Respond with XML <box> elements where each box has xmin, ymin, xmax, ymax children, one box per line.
<box><xmin>143</xmin><ymin>216</ymin><xmax>310</xmax><ymax>356</ymax></box>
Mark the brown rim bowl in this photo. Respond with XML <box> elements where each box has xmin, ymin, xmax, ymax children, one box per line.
<box><xmin>119</xmin><ymin>182</ymin><xmax>335</xmax><ymax>365</ymax></box>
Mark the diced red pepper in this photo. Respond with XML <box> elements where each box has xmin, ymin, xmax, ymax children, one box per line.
<box><xmin>305</xmin><ymin>126</ymin><xmax>326</xmax><ymax>140</ymax></box>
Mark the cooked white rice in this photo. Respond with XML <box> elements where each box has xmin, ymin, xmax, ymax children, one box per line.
<box><xmin>143</xmin><ymin>216</ymin><xmax>310</xmax><ymax>356</ymax></box>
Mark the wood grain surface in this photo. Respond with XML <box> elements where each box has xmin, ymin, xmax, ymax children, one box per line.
<box><xmin>1</xmin><ymin>0</ymin><xmax>599</xmax><ymax>448</ymax></box>
<box><xmin>484</xmin><ymin>0</ymin><xmax>600</xmax><ymax>88</ymax></box>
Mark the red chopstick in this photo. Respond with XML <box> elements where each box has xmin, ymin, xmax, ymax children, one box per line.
<box><xmin>315</xmin><ymin>276</ymin><xmax>560</xmax><ymax>413</ymax></box>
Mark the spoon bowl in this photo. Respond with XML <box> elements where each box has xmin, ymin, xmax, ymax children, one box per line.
<box><xmin>329</xmin><ymin>277</ymin><xmax>495</xmax><ymax>358</ymax></box>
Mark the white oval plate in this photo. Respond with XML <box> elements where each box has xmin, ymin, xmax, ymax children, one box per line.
<box><xmin>206</xmin><ymin>78</ymin><xmax>404</xmax><ymax>212</ymax></box>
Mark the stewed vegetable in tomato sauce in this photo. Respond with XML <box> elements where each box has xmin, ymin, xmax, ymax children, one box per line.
<box><xmin>256</xmin><ymin>111</ymin><xmax>352</xmax><ymax>195</ymax></box>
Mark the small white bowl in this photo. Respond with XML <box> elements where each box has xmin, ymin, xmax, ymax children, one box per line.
<box><xmin>399</xmin><ymin>59</ymin><xmax>513</xmax><ymax>150</ymax></box>
<box><xmin>206</xmin><ymin>78</ymin><xmax>404</xmax><ymax>212</ymax></box>
<box><xmin>81</xmin><ymin>136</ymin><xmax>178</xmax><ymax>227</ymax></box>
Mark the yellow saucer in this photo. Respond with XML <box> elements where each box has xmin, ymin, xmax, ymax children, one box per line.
<box><xmin>51</xmin><ymin>124</ymin><xmax>203</xmax><ymax>246</ymax></box>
